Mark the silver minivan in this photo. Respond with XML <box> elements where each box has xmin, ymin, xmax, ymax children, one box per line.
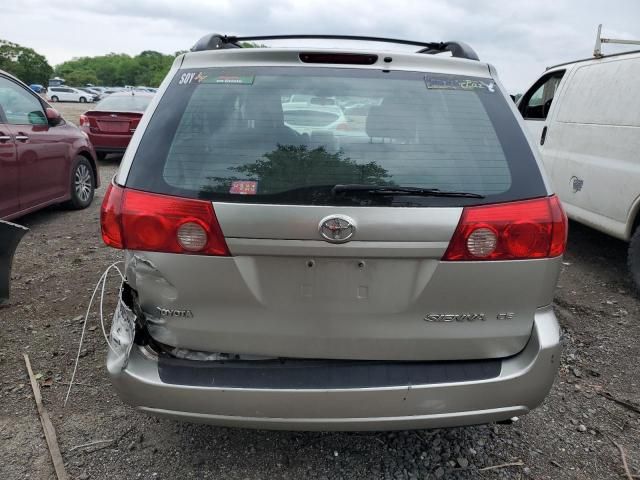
<box><xmin>101</xmin><ymin>34</ymin><xmax>567</xmax><ymax>431</ymax></box>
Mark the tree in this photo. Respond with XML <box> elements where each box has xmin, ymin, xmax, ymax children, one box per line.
<box><xmin>201</xmin><ymin>144</ymin><xmax>392</xmax><ymax>200</ymax></box>
<box><xmin>233</xmin><ymin>144</ymin><xmax>391</xmax><ymax>190</ymax></box>
<box><xmin>0</xmin><ymin>39</ymin><xmax>53</xmax><ymax>85</ymax></box>
<box><xmin>55</xmin><ymin>50</ymin><xmax>177</xmax><ymax>87</ymax></box>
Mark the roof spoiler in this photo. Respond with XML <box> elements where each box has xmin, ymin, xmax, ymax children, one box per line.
<box><xmin>190</xmin><ymin>34</ymin><xmax>479</xmax><ymax>61</ymax></box>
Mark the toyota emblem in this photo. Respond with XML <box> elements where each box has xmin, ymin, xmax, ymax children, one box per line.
<box><xmin>319</xmin><ymin>215</ymin><xmax>356</xmax><ymax>243</ymax></box>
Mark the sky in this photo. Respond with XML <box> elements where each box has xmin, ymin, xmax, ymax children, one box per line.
<box><xmin>2</xmin><ymin>0</ymin><xmax>639</xmax><ymax>93</ymax></box>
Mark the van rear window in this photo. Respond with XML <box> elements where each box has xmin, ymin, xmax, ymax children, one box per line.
<box><xmin>126</xmin><ymin>67</ymin><xmax>545</xmax><ymax>206</ymax></box>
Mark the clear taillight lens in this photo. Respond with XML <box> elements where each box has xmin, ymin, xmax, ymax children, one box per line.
<box><xmin>466</xmin><ymin>227</ymin><xmax>498</xmax><ymax>258</ymax></box>
<box><xmin>443</xmin><ymin>195</ymin><xmax>567</xmax><ymax>261</ymax></box>
<box><xmin>177</xmin><ymin>222</ymin><xmax>208</xmax><ymax>252</ymax></box>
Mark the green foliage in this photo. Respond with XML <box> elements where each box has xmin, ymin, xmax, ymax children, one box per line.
<box><xmin>55</xmin><ymin>50</ymin><xmax>179</xmax><ymax>87</ymax></box>
<box><xmin>201</xmin><ymin>144</ymin><xmax>391</xmax><ymax>198</ymax></box>
<box><xmin>231</xmin><ymin>144</ymin><xmax>391</xmax><ymax>193</ymax></box>
<box><xmin>0</xmin><ymin>39</ymin><xmax>53</xmax><ymax>85</ymax></box>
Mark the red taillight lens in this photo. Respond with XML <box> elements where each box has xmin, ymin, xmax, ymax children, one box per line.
<box><xmin>100</xmin><ymin>184</ymin><xmax>230</xmax><ymax>256</ymax></box>
<box><xmin>79</xmin><ymin>114</ymin><xmax>90</xmax><ymax>127</ymax></box>
<box><xmin>548</xmin><ymin>195</ymin><xmax>568</xmax><ymax>257</ymax></box>
<box><xmin>101</xmin><ymin>183</ymin><xmax>124</xmax><ymax>248</ymax></box>
<box><xmin>443</xmin><ymin>195</ymin><xmax>567</xmax><ymax>261</ymax></box>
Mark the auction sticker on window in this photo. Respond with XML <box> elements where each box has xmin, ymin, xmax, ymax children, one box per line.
<box><xmin>230</xmin><ymin>180</ymin><xmax>258</xmax><ymax>195</ymax></box>
<box><xmin>209</xmin><ymin>75</ymin><xmax>255</xmax><ymax>85</ymax></box>
<box><xmin>425</xmin><ymin>75</ymin><xmax>495</xmax><ymax>92</ymax></box>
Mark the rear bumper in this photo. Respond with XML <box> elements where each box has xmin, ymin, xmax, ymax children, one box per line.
<box><xmin>107</xmin><ymin>307</ymin><xmax>561</xmax><ymax>431</ymax></box>
<box><xmin>86</xmin><ymin>132</ymin><xmax>131</xmax><ymax>152</ymax></box>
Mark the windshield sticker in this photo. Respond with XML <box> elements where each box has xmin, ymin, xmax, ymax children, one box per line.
<box><xmin>208</xmin><ymin>75</ymin><xmax>255</xmax><ymax>85</ymax></box>
<box><xmin>425</xmin><ymin>76</ymin><xmax>495</xmax><ymax>92</ymax></box>
<box><xmin>178</xmin><ymin>71</ymin><xmax>208</xmax><ymax>85</ymax></box>
<box><xmin>230</xmin><ymin>180</ymin><xmax>258</xmax><ymax>195</ymax></box>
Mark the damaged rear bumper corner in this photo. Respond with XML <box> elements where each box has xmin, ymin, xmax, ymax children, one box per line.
<box><xmin>0</xmin><ymin>220</ymin><xmax>28</xmax><ymax>304</ymax></box>
<box><xmin>106</xmin><ymin>301</ymin><xmax>561</xmax><ymax>431</ymax></box>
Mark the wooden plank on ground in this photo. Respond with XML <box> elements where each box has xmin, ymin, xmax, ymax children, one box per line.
<box><xmin>24</xmin><ymin>353</ymin><xmax>69</xmax><ymax>480</ymax></box>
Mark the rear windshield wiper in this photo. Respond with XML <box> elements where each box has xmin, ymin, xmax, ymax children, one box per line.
<box><xmin>332</xmin><ymin>184</ymin><xmax>485</xmax><ymax>199</ymax></box>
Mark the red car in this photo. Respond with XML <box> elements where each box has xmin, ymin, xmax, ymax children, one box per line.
<box><xmin>80</xmin><ymin>91</ymin><xmax>154</xmax><ymax>160</ymax></box>
<box><xmin>0</xmin><ymin>70</ymin><xmax>98</xmax><ymax>221</ymax></box>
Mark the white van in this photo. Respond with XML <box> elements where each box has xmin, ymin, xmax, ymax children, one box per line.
<box><xmin>47</xmin><ymin>86</ymin><xmax>94</xmax><ymax>103</ymax></box>
<box><xmin>518</xmin><ymin>49</ymin><xmax>640</xmax><ymax>288</ymax></box>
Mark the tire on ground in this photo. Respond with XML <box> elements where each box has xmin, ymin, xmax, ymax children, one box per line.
<box><xmin>64</xmin><ymin>156</ymin><xmax>95</xmax><ymax>210</ymax></box>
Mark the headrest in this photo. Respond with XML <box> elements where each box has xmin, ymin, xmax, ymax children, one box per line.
<box><xmin>365</xmin><ymin>98</ymin><xmax>417</xmax><ymax>140</ymax></box>
<box><xmin>243</xmin><ymin>94</ymin><xmax>284</xmax><ymax>128</ymax></box>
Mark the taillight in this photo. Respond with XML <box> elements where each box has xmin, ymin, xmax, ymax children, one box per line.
<box><xmin>100</xmin><ymin>184</ymin><xmax>230</xmax><ymax>256</ymax></box>
<box><xmin>443</xmin><ymin>195</ymin><xmax>567</xmax><ymax>261</ymax></box>
<box><xmin>79</xmin><ymin>114</ymin><xmax>90</xmax><ymax>127</ymax></box>
<box><xmin>101</xmin><ymin>183</ymin><xmax>124</xmax><ymax>248</ymax></box>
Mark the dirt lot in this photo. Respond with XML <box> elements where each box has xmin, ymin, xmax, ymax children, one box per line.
<box><xmin>1</xmin><ymin>102</ymin><xmax>639</xmax><ymax>479</ymax></box>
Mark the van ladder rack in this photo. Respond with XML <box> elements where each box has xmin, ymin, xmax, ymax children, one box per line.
<box><xmin>594</xmin><ymin>24</ymin><xmax>640</xmax><ymax>57</ymax></box>
<box><xmin>191</xmin><ymin>34</ymin><xmax>479</xmax><ymax>61</ymax></box>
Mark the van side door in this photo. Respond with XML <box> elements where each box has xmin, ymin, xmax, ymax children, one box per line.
<box><xmin>519</xmin><ymin>70</ymin><xmax>565</xmax><ymax>157</ymax></box>
<box><xmin>543</xmin><ymin>57</ymin><xmax>640</xmax><ymax>240</ymax></box>
<box><xmin>60</xmin><ymin>87</ymin><xmax>73</xmax><ymax>102</ymax></box>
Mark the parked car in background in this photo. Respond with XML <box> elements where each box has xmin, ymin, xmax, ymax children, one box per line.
<box><xmin>78</xmin><ymin>87</ymin><xmax>102</xmax><ymax>102</ymax></box>
<box><xmin>0</xmin><ymin>70</ymin><xmax>98</xmax><ymax>220</ymax></box>
<box><xmin>29</xmin><ymin>84</ymin><xmax>44</xmax><ymax>94</ymax></box>
<box><xmin>134</xmin><ymin>86</ymin><xmax>158</xmax><ymax>93</ymax></box>
<box><xmin>80</xmin><ymin>91</ymin><xmax>154</xmax><ymax>160</ymax></box>
<box><xmin>48</xmin><ymin>77</ymin><xmax>65</xmax><ymax>87</ymax></box>
<box><xmin>47</xmin><ymin>86</ymin><xmax>94</xmax><ymax>103</ymax></box>
<box><xmin>86</xmin><ymin>85</ymin><xmax>107</xmax><ymax>94</ymax></box>
<box><xmin>282</xmin><ymin>101</ymin><xmax>348</xmax><ymax>136</ymax></box>
<box><xmin>518</xmin><ymin>47</ymin><xmax>640</xmax><ymax>289</ymax></box>
<box><xmin>102</xmin><ymin>87</ymin><xmax>124</xmax><ymax>95</ymax></box>
<box><xmin>101</xmin><ymin>34</ymin><xmax>567</xmax><ymax>431</ymax></box>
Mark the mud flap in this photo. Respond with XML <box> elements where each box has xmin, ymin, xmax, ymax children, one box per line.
<box><xmin>0</xmin><ymin>221</ymin><xmax>28</xmax><ymax>305</ymax></box>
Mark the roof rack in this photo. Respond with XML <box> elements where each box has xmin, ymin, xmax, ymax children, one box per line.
<box><xmin>190</xmin><ymin>34</ymin><xmax>480</xmax><ymax>61</ymax></box>
<box><xmin>547</xmin><ymin>24</ymin><xmax>640</xmax><ymax>70</ymax></box>
<box><xmin>593</xmin><ymin>24</ymin><xmax>640</xmax><ymax>58</ymax></box>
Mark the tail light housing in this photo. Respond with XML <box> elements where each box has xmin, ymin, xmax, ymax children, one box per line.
<box><xmin>79</xmin><ymin>114</ymin><xmax>90</xmax><ymax>127</ymax></box>
<box><xmin>100</xmin><ymin>184</ymin><xmax>230</xmax><ymax>256</ymax></box>
<box><xmin>443</xmin><ymin>195</ymin><xmax>567</xmax><ymax>261</ymax></box>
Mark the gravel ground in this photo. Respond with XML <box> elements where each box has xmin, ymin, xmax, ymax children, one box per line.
<box><xmin>1</xmin><ymin>103</ymin><xmax>639</xmax><ymax>479</ymax></box>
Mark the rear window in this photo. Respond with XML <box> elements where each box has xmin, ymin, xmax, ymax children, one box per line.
<box><xmin>97</xmin><ymin>94</ymin><xmax>152</xmax><ymax>112</ymax></box>
<box><xmin>127</xmin><ymin>67</ymin><xmax>545</xmax><ymax>206</ymax></box>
